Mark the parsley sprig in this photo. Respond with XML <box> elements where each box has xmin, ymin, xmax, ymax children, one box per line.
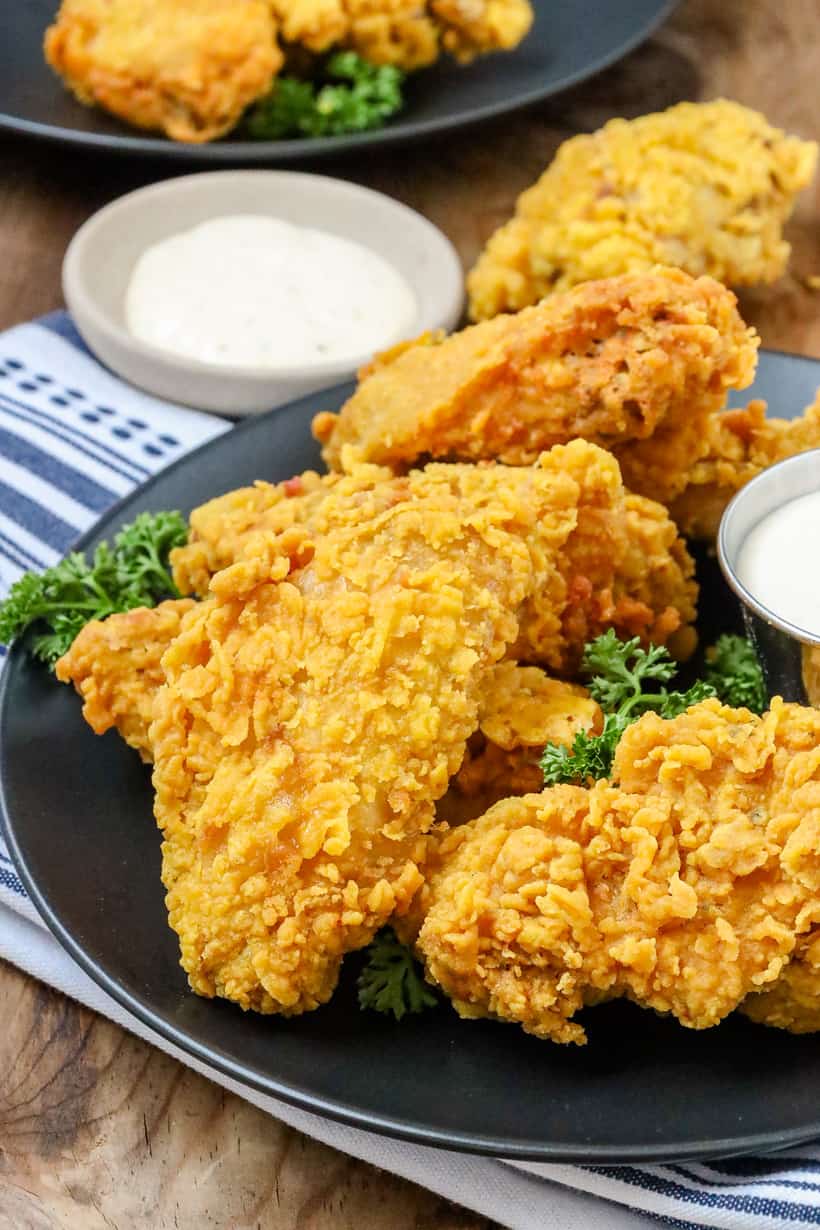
<box><xmin>0</xmin><ymin>511</ymin><xmax>187</xmax><ymax>668</ymax></box>
<box><xmin>704</xmin><ymin>633</ymin><xmax>766</xmax><ymax>714</ymax></box>
<box><xmin>244</xmin><ymin>53</ymin><xmax>405</xmax><ymax>141</ymax></box>
<box><xmin>540</xmin><ymin>631</ymin><xmax>716</xmax><ymax>787</ymax></box>
<box><xmin>357</xmin><ymin>928</ymin><xmax>437</xmax><ymax>1020</ymax></box>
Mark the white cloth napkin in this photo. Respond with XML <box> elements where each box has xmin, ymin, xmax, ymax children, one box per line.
<box><xmin>1</xmin><ymin>314</ymin><xmax>818</xmax><ymax>1230</ymax></box>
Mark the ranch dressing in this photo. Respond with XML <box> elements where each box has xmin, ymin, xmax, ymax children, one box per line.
<box><xmin>736</xmin><ymin>489</ymin><xmax>820</xmax><ymax>633</ymax></box>
<box><xmin>125</xmin><ymin>214</ymin><xmax>418</xmax><ymax>370</ymax></box>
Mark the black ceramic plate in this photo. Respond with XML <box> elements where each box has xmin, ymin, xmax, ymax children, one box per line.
<box><xmin>2</xmin><ymin>0</ymin><xmax>675</xmax><ymax>162</ymax></box>
<box><xmin>3</xmin><ymin>348</ymin><xmax>820</xmax><ymax>1163</ymax></box>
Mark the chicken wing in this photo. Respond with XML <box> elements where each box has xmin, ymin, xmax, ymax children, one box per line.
<box><xmin>55</xmin><ymin>599</ymin><xmax>197</xmax><ymax>763</ymax></box>
<box><xmin>467</xmin><ymin>99</ymin><xmax>818</xmax><ymax>321</ymax></box>
<box><xmin>152</xmin><ymin>442</ymin><xmax>626</xmax><ymax>1014</ymax></box>
<box><xmin>44</xmin><ymin>0</ymin><xmax>283</xmax><ymax>143</ymax></box>
<box><xmin>417</xmin><ymin>697</ymin><xmax>820</xmax><ymax>1043</ymax></box>
<box><xmin>312</xmin><ymin>267</ymin><xmax>758</xmax><ymax>507</ymax></box>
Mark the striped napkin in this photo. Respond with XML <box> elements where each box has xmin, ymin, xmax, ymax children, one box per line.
<box><xmin>1</xmin><ymin>312</ymin><xmax>819</xmax><ymax>1230</ymax></box>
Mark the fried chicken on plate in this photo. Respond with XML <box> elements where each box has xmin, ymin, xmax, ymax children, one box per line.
<box><xmin>56</xmin><ymin>599</ymin><xmax>196</xmax><ymax>763</ymax></box>
<box><xmin>467</xmin><ymin>99</ymin><xmax>817</xmax><ymax>320</ymax></box>
<box><xmin>417</xmin><ymin>698</ymin><xmax>820</xmax><ymax>1043</ymax></box>
<box><xmin>44</xmin><ymin>0</ymin><xmax>284</xmax><ymax>143</ymax></box>
<box><xmin>44</xmin><ymin>0</ymin><xmax>533</xmax><ymax>141</ymax></box>
<box><xmin>313</xmin><ymin>267</ymin><xmax>759</xmax><ymax>508</ymax></box>
<box><xmin>170</xmin><ymin>451</ymin><xmax>698</xmax><ymax>673</ymax></box>
<box><xmin>668</xmin><ymin>388</ymin><xmax>820</xmax><ymax>540</ymax></box>
<box><xmin>146</xmin><ymin>443</ymin><xmax>638</xmax><ymax>1014</ymax></box>
<box><xmin>438</xmin><ymin>663</ymin><xmax>601</xmax><ymax>826</ymax></box>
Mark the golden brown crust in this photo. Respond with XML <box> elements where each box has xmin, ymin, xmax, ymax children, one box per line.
<box><xmin>172</xmin><ymin>449</ymin><xmax>698</xmax><ymax>674</ymax></box>
<box><xmin>55</xmin><ymin>599</ymin><xmax>197</xmax><ymax>762</ymax></box>
<box><xmin>153</xmin><ymin>444</ymin><xmax>623</xmax><ymax>1015</ymax></box>
<box><xmin>669</xmin><ymin>390</ymin><xmax>820</xmax><ymax>539</ymax></box>
<box><xmin>437</xmin><ymin>664</ymin><xmax>601</xmax><ymax>826</ymax></box>
<box><xmin>418</xmin><ymin>698</ymin><xmax>820</xmax><ymax>1043</ymax></box>
<box><xmin>44</xmin><ymin>0</ymin><xmax>283</xmax><ymax>143</ymax></box>
<box><xmin>314</xmin><ymin>267</ymin><xmax>758</xmax><ymax>508</ymax></box>
<box><xmin>467</xmin><ymin>99</ymin><xmax>818</xmax><ymax>319</ymax></box>
<box><xmin>44</xmin><ymin>0</ymin><xmax>533</xmax><ymax>139</ymax></box>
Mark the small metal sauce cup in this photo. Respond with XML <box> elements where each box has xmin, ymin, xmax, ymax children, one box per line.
<box><xmin>718</xmin><ymin>449</ymin><xmax>820</xmax><ymax>705</ymax></box>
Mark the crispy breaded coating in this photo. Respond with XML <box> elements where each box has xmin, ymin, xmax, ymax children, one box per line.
<box><xmin>430</xmin><ymin>0</ymin><xmax>532</xmax><ymax>62</ymax></box>
<box><xmin>152</xmin><ymin>443</ymin><xmax>620</xmax><ymax>1015</ymax></box>
<box><xmin>45</xmin><ymin>0</ymin><xmax>533</xmax><ymax>139</ymax></box>
<box><xmin>343</xmin><ymin>0</ymin><xmax>440</xmax><ymax>69</ymax></box>
<box><xmin>170</xmin><ymin>470</ymin><xmax>335</xmax><ymax>598</ymax></box>
<box><xmin>172</xmin><ymin>451</ymin><xmax>698</xmax><ymax>672</ymax></box>
<box><xmin>742</xmin><ymin>928</ymin><xmax>820</xmax><ymax>1034</ymax></box>
<box><xmin>44</xmin><ymin>0</ymin><xmax>283</xmax><ymax>143</ymax></box>
<box><xmin>669</xmin><ymin>389</ymin><xmax>820</xmax><ymax>540</ymax></box>
<box><xmin>438</xmin><ymin>663</ymin><xmax>602</xmax><ymax>825</ymax></box>
<box><xmin>313</xmin><ymin>268</ymin><xmax>759</xmax><ymax>507</ymax></box>
<box><xmin>467</xmin><ymin>100</ymin><xmax>818</xmax><ymax>320</ymax></box>
<box><xmin>55</xmin><ymin>599</ymin><xmax>196</xmax><ymax>762</ymax></box>
<box><xmin>417</xmin><ymin>697</ymin><xmax>820</xmax><ymax>1044</ymax></box>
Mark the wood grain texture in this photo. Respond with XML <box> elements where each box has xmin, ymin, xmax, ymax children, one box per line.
<box><xmin>0</xmin><ymin>1</ymin><xmax>818</xmax><ymax>1225</ymax></box>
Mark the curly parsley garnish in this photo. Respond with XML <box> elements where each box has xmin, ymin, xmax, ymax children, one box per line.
<box><xmin>0</xmin><ymin>511</ymin><xmax>187</xmax><ymax>668</ymax></box>
<box><xmin>244</xmin><ymin>53</ymin><xmax>405</xmax><ymax>141</ymax></box>
<box><xmin>357</xmin><ymin>928</ymin><xmax>437</xmax><ymax>1020</ymax></box>
<box><xmin>540</xmin><ymin>631</ymin><xmax>716</xmax><ymax>787</ymax></box>
<box><xmin>703</xmin><ymin>633</ymin><xmax>766</xmax><ymax>714</ymax></box>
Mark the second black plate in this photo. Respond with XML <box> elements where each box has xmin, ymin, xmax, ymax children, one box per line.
<box><xmin>2</xmin><ymin>0</ymin><xmax>674</xmax><ymax>161</ymax></box>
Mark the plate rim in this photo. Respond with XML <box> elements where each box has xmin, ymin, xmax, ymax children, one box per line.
<box><xmin>4</xmin><ymin>346</ymin><xmax>820</xmax><ymax>1162</ymax></box>
<box><xmin>0</xmin><ymin>0</ymin><xmax>677</xmax><ymax>162</ymax></box>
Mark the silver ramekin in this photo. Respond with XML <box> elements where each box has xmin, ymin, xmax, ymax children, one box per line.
<box><xmin>718</xmin><ymin>449</ymin><xmax>820</xmax><ymax>705</ymax></box>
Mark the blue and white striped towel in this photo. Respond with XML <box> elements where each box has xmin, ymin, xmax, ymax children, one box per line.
<box><xmin>1</xmin><ymin>312</ymin><xmax>819</xmax><ymax>1230</ymax></box>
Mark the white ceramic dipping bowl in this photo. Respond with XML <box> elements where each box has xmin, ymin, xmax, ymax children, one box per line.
<box><xmin>62</xmin><ymin>171</ymin><xmax>465</xmax><ymax>416</ymax></box>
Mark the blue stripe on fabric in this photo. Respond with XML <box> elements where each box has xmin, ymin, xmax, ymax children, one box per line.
<box><xmin>37</xmin><ymin>310</ymin><xmax>94</xmax><ymax>357</ymax></box>
<box><xmin>702</xmin><ymin>1158</ymin><xmax>820</xmax><ymax>1180</ymax></box>
<box><xmin>0</xmin><ymin>528</ymin><xmax>46</xmax><ymax>571</ymax></box>
<box><xmin>0</xmin><ymin>865</ymin><xmax>25</xmax><ymax>896</ymax></box>
<box><xmin>0</xmin><ymin>424</ymin><xmax>116</xmax><ymax>512</ymax></box>
<box><xmin>0</xmin><ymin>479</ymin><xmax>76</xmax><ymax>552</ymax></box>
<box><xmin>586</xmin><ymin>1166</ymin><xmax>820</xmax><ymax>1223</ymax></box>
<box><xmin>0</xmin><ymin>535</ymin><xmax>44</xmax><ymax>574</ymax></box>
<box><xmin>0</xmin><ymin>392</ymin><xmax>149</xmax><ymax>482</ymax></box>
<box><xmin>672</xmin><ymin>1163</ymin><xmax>820</xmax><ymax>1194</ymax></box>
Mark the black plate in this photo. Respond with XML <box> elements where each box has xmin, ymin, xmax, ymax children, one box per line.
<box><xmin>3</xmin><ymin>348</ymin><xmax>820</xmax><ymax>1163</ymax></box>
<box><xmin>2</xmin><ymin>0</ymin><xmax>674</xmax><ymax>162</ymax></box>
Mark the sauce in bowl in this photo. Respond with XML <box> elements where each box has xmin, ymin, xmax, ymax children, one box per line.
<box><xmin>125</xmin><ymin>214</ymin><xmax>419</xmax><ymax>370</ymax></box>
<box><xmin>735</xmin><ymin>490</ymin><xmax>820</xmax><ymax>635</ymax></box>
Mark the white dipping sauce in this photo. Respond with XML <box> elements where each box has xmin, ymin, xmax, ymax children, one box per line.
<box><xmin>736</xmin><ymin>490</ymin><xmax>820</xmax><ymax>632</ymax></box>
<box><xmin>125</xmin><ymin>214</ymin><xmax>419</xmax><ymax>370</ymax></box>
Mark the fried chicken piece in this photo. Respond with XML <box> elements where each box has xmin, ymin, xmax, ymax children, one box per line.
<box><xmin>467</xmin><ymin>100</ymin><xmax>818</xmax><ymax>321</ymax></box>
<box><xmin>172</xmin><ymin>449</ymin><xmax>698</xmax><ymax>672</ymax></box>
<box><xmin>669</xmin><ymin>389</ymin><xmax>820</xmax><ymax>539</ymax></box>
<box><xmin>437</xmin><ymin>663</ymin><xmax>601</xmax><ymax>826</ymax></box>
<box><xmin>313</xmin><ymin>267</ymin><xmax>759</xmax><ymax>506</ymax></box>
<box><xmin>741</xmin><ymin>926</ymin><xmax>820</xmax><ymax>1034</ymax></box>
<box><xmin>44</xmin><ymin>0</ymin><xmax>283</xmax><ymax>143</ymax></box>
<box><xmin>153</xmin><ymin>443</ymin><xmax>623</xmax><ymax>1015</ymax></box>
<box><xmin>269</xmin><ymin>0</ymin><xmax>348</xmax><ymax>53</ymax></box>
<box><xmin>170</xmin><ymin>470</ymin><xmax>335</xmax><ymax>598</ymax></box>
<box><xmin>417</xmin><ymin>697</ymin><xmax>820</xmax><ymax>1044</ymax></box>
<box><xmin>430</xmin><ymin>0</ymin><xmax>532</xmax><ymax>62</ymax></box>
<box><xmin>343</xmin><ymin>0</ymin><xmax>440</xmax><ymax>69</ymax></box>
<box><xmin>55</xmin><ymin>599</ymin><xmax>196</xmax><ymax>763</ymax></box>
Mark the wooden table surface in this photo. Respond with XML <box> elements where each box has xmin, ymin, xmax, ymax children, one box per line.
<box><xmin>1</xmin><ymin>1</ymin><xmax>818</xmax><ymax>1226</ymax></box>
